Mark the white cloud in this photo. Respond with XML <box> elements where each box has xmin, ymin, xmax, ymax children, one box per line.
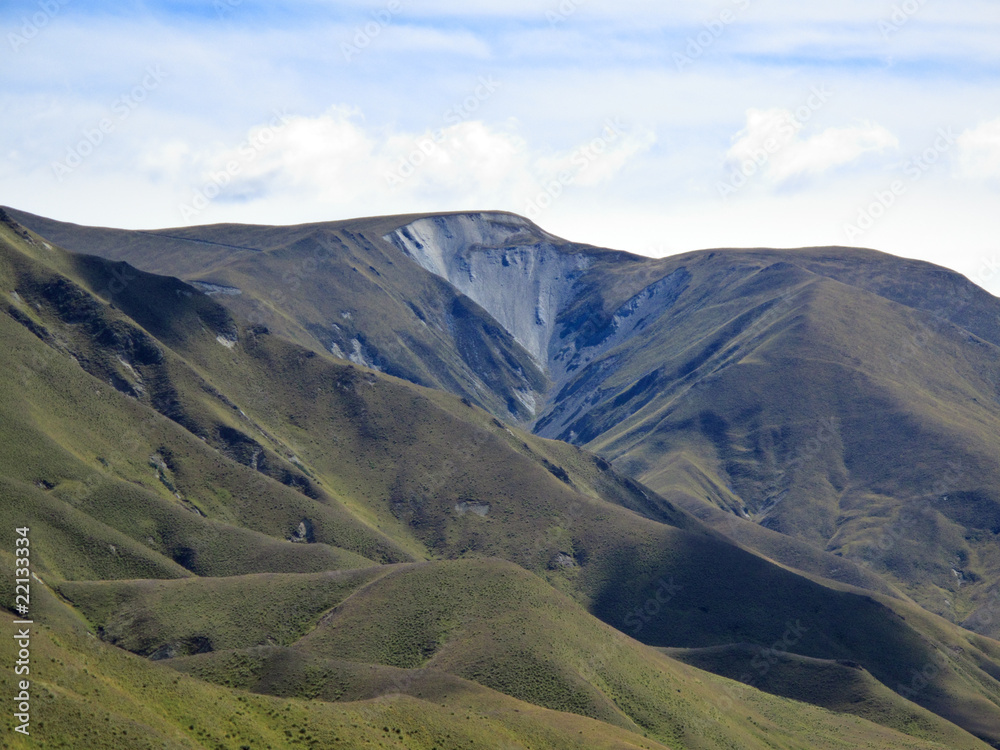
<box><xmin>171</xmin><ymin>106</ymin><xmax>654</xmax><ymax>221</ymax></box>
<box><xmin>726</xmin><ymin>108</ymin><xmax>898</xmax><ymax>184</ymax></box>
<box><xmin>531</xmin><ymin>120</ymin><xmax>656</xmax><ymax>188</ymax></box>
<box><xmin>286</xmin><ymin>0</ymin><xmax>996</xmax><ymax>26</ymax></box>
<box><xmin>957</xmin><ymin>117</ymin><xmax>1000</xmax><ymax>182</ymax></box>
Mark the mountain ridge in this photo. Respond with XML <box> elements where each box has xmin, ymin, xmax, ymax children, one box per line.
<box><xmin>6</xmin><ymin>205</ymin><xmax>1000</xmax><ymax>746</ymax></box>
<box><xmin>10</xmin><ymin>206</ymin><xmax>1000</xmax><ymax>628</ymax></box>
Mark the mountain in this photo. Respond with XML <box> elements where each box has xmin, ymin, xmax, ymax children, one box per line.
<box><xmin>12</xmin><ymin>206</ymin><xmax>1000</xmax><ymax>630</ymax></box>
<box><xmin>381</xmin><ymin>213</ymin><xmax>1000</xmax><ymax>630</ymax></box>
<box><xmin>4</xmin><ymin>205</ymin><xmax>1000</xmax><ymax>748</ymax></box>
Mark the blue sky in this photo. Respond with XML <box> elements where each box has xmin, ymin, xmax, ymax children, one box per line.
<box><xmin>2</xmin><ymin>0</ymin><xmax>999</xmax><ymax>291</ymax></box>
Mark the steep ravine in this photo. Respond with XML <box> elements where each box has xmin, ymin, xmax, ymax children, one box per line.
<box><xmin>384</xmin><ymin>211</ymin><xmax>690</xmax><ymax>431</ymax></box>
<box><xmin>384</xmin><ymin>212</ymin><xmax>592</xmax><ymax>367</ymax></box>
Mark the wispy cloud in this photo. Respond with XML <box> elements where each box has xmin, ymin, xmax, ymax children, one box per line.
<box><xmin>726</xmin><ymin>108</ymin><xmax>898</xmax><ymax>184</ymax></box>
<box><xmin>166</xmin><ymin>106</ymin><xmax>653</xmax><ymax>223</ymax></box>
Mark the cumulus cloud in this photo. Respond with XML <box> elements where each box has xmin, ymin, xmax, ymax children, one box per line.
<box><xmin>172</xmin><ymin>106</ymin><xmax>655</xmax><ymax>221</ymax></box>
<box><xmin>957</xmin><ymin>117</ymin><xmax>1000</xmax><ymax>182</ymax></box>
<box><xmin>725</xmin><ymin>107</ymin><xmax>898</xmax><ymax>184</ymax></box>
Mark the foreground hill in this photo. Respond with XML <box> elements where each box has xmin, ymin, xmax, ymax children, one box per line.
<box><xmin>6</xmin><ymin>565</ymin><xmax>989</xmax><ymax>750</ymax></box>
<box><xmin>3</xmin><ymin>574</ymin><xmax>683</xmax><ymax>750</ymax></box>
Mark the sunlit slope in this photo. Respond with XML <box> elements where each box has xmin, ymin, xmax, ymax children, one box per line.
<box><xmin>582</xmin><ymin>263</ymin><xmax>1000</xmax><ymax>623</ymax></box>
<box><xmin>11</xmin><ymin>206</ymin><xmax>1000</xmax><ymax>630</ymax></box>
<box><xmin>1</xmin><ymin>575</ymin><xmax>681</xmax><ymax>750</ymax></box>
<box><xmin>53</xmin><ymin>559</ymin><xmax>992</xmax><ymax>750</ymax></box>
<box><xmin>2</xmin><ymin>207</ymin><xmax>549</xmax><ymax>423</ymax></box>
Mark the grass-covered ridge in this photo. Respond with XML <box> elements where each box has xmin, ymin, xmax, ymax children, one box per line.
<box><xmin>11</xmin><ymin>205</ymin><xmax>1000</xmax><ymax>632</ymax></box>
<box><xmin>3</xmin><ymin>208</ymin><xmax>1000</xmax><ymax>747</ymax></box>
<box><xmin>3</xmin><ymin>576</ymin><xmax>684</xmax><ymax>750</ymax></box>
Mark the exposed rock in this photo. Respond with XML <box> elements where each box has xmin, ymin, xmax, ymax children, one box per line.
<box><xmin>148</xmin><ymin>644</ymin><xmax>177</xmax><ymax>661</ymax></box>
<box><xmin>455</xmin><ymin>500</ymin><xmax>490</xmax><ymax>517</ymax></box>
<box><xmin>550</xmin><ymin>552</ymin><xmax>576</xmax><ymax>569</ymax></box>
<box><xmin>289</xmin><ymin>518</ymin><xmax>315</xmax><ymax>543</ymax></box>
<box><xmin>385</xmin><ymin>212</ymin><xmax>590</xmax><ymax>366</ymax></box>
<box><xmin>190</xmin><ymin>281</ymin><xmax>242</xmax><ymax>296</ymax></box>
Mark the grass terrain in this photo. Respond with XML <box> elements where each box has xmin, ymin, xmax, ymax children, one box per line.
<box><xmin>56</xmin><ymin>567</ymin><xmax>390</xmax><ymax>657</ymax></box>
<box><xmin>12</xmin><ymin>205</ymin><xmax>1000</xmax><ymax>631</ymax></box>
<box><xmin>1</xmin><ymin>207</ymin><xmax>550</xmax><ymax>423</ymax></box>
<box><xmin>51</xmin><ymin>555</ymin><xmax>1000</xmax><ymax>749</ymax></box>
<box><xmin>23</xmin><ymin>558</ymin><xmax>986</xmax><ymax>750</ymax></box>
<box><xmin>664</xmin><ymin>643</ymin><xmax>989</xmax><ymax>748</ymax></box>
<box><xmin>3</xmin><ymin>574</ymin><xmax>683</xmax><ymax>750</ymax></box>
<box><xmin>3</xmin><ymin>210</ymin><xmax>1000</xmax><ymax>746</ymax></box>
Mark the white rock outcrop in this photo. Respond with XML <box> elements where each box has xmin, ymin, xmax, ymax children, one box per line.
<box><xmin>384</xmin><ymin>213</ymin><xmax>590</xmax><ymax>366</ymax></box>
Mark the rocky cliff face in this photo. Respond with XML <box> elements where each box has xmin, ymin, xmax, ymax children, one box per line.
<box><xmin>384</xmin><ymin>212</ymin><xmax>692</xmax><ymax>433</ymax></box>
<box><xmin>384</xmin><ymin>212</ymin><xmax>592</xmax><ymax>367</ymax></box>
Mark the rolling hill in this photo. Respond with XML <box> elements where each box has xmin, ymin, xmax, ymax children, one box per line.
<box><xmin>4</xmin><ymin>205</ymin><xmax>1000</xmax><ymax>748</ymax></box>
<box><xmin>12</xmin><ymin>207</ymin><xmax>997</xmax><ymax>628</ymax></box>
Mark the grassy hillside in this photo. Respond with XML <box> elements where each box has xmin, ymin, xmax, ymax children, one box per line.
<box><xmin>2</xmin><ymin>576</ymin><xmax>681</xmax><ymax>750</ymax></box>
<box><xmin>5</xmin><ymin>209</ymin><xmax>1000</xmax><ymax>746</ymax></box>
<box><xmin>1</xmin><ymin>207</ymin><xmax>549</xmax><ymax>423</ymax></box>
<box><xmin>665</xmin><ymin>643</ymin><xmax>991</xmax><ymax>748</ymax></box>
<box><xmin>41</xmin><ymin>559</ymin><xmax>991</xmax><ymax>750</ymax></box>
<box><xmin>11</xmin><ymin>205</ymin><xmax>1000</xmax><ymax>630</ymax></box>
<box><xmin>583</xmin><ymin>264</ymin><xmax>1000</xmax><ymax>622</ymax></box>
<box><xmin>50</xmin><ymin>552</ymin><xmax>1000</xmax><ymax>748</ymax></box>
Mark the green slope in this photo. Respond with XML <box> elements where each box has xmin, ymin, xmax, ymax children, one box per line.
<box><xmin>1</xmin><ymin>207</ymin><xmax>549</xmax><ymax>423</ymax></box>
<box><xmin>584</xmin><ymin>265</ymin><xmax>1000</xmax><ymax>623</ymax></box>
<box><xmin>5</xmin><ymin>209</ymin><xmax>1000</xmax><ymax>746</ymax></box>
<box><xmin>50</xmin><ymin>559</ymin><xmax>991</xmax><ymax>750</ymax></box>
<box><xmin>2</xmin><ymin>577</ymin><xmax>679</xmax><ymax>750</ymax></box>
<box><xmin>12</xmin><ymin>205</ymin><xmax>1000</xmax><ymax>630</ymax></box>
